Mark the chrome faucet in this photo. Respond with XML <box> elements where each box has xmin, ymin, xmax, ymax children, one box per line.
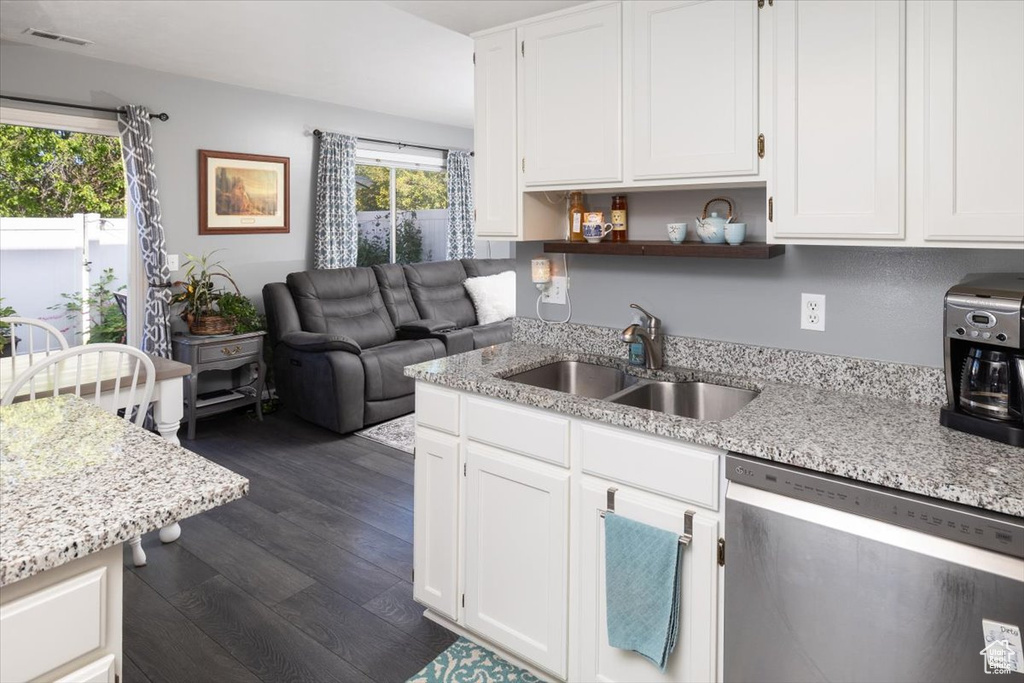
<box><xmin>621</xmin><ymin>303</ymin><xmax>663</xmax><ymax>370</ymax></box>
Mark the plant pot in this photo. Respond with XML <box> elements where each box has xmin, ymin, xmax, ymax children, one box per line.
<box><xmin>188</xmin><ymin>314</ymin><xmax>234</xmax><ymax>335</ymax></box>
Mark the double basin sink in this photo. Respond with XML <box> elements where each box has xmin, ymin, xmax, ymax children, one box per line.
<box><xmin>505</xmin><ymin>360</ymin><xmax>758</xmax><ymax>421</ymax></box>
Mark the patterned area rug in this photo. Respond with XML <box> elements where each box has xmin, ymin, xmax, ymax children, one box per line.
<box><xmin>407</xmin><ymin>638</ymin><xmax>543</xmax><ymax>683</ymax></box>
<box><xmin>354</xmin><ymin>414</ymin><xmax>415</xmax><ymax>454</ymax></box>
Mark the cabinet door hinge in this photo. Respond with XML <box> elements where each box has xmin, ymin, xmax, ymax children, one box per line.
<box><xmin>472</xmin><ymin>52</ymin><xmax>476</xmax><ymax>66</ymax></box>
<box><xmin>521</xmin><ymin>40</ymin><xmax>525</xmax><ymax>57</ymax></box>
<box><xmin>411</xmin><ymin>567</ymin><xmax>415</xmax><ymax>582</ymax></box>
<box><xmin>463</xmin><ymin>463</ymin><xmax>467</xmax><ymax>477</ymax></box>
<box><xmin>718</xmin><ymin>538</ymin><xmax>726</xmax><ymax>567</ymax></box>
<box><xmin>522</xmin><ymin>157</ymin><xmax>526</xmax><ymax>173</ymax></box>
<box><xmin>462</xmin><ymin>593</ymin><xmax>466</xmax><ymax>607</ymax></box>
<box><xmin>758</xmin><ymin>0</ymin><xmax>764</xmax><ymax>7</ymax></box>
<box><xmin>768</xmin><ymin>196</ymin><xmax>774</xmax><ymax>222</ymax></box>
<box><xmin>757</xmin><ymin>133</ymin><xmax>765</xmax><ymax>159</ymax></box>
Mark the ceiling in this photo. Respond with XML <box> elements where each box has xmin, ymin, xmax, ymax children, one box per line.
<box><xmin>0</xmin><ymin>1</ymin><xmax>583</xmax><ymax>128</ymax></box>
<box><xmin>383</xmin><ymin>1</ymin><xmax>587</xmax><ymax>36</ymax></box>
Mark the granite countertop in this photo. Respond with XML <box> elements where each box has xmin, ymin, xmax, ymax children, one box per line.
<box><xmin>405</xmin><ymin>342</ymin><xmax>1024</xmax><ymax>518</ymax></box>
<box><xmin>0</xmin><ymin>395</ymin><xmax>249</xmax><ymax>586</ymax></box>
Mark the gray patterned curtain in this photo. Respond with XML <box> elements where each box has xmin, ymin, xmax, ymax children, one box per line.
<box><xmin>446</xmin><ymin>150</ymin><xmax>475</xmax><ymax>260</ymax></box>
<box><xmin>314</xmin><ymin>132</ymin><xmax>358</xmax><ymax>269</ymax></box>
<box><xmin>118</xmin><ymin>105</ymin><xmax>171</xmax><ymax>358</ymax></box>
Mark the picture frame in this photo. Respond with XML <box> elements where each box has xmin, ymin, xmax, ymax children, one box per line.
<box><xmin>198</xmin><ymin>150</ymin><xmax>290</xmax><ymax>235</ymax></box>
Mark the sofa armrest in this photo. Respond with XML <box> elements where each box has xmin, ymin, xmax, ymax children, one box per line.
<box><xmin>398</xmin><ymin>318</ymin><xmax>457</xmax><ymax>335</ymax></box>
<box><xmin>281</xmin><ymin>331</ymin><xmax>362</xmax><ymax>355</ymax></box>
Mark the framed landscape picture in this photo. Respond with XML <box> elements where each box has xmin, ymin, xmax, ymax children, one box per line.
<box><xmin>199</xmin><ymin>150</ymin><xmax>290</xmax><ymax>234</ymax></box>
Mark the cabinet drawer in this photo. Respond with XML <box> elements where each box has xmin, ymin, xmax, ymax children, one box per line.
<box><xmin>0</xmin><ymin>567</ymin><xmax>107</xmax><ymax>683</ymax></box>
<box><xmin>197</xmin><ymin>339</ymin><xmax>260</xmax><ymax>364</ymax></box>
<box><xmin>465</xmin><ymin>397</ymin><xmax>569</xmax><ymax>467</ymax></box>
<box><xmin>578</xmin><ymin>423</ymin><xmax>720</xmax><ymax>509</ymax></box>
<box><xmin>415</xmin><ymin>384</ymin><xmax>460</xmax><ymax>436</ymax></box>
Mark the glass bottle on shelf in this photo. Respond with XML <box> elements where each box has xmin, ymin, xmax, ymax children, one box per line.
<box><xmin>568</xmin><ymin>191</ymin><xmax>586</xmax><ymax>243</ymax></box>
<box><xmin>611</xmin><ymin>194</ymin><xmax>628</xmax><ymax>242</ymax></box>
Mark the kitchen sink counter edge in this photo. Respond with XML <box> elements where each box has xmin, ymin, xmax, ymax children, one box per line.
<box><xmin>406</xmin><ymin>342</ymin><xmax>1024</xmax><ymax>518</ymax></box>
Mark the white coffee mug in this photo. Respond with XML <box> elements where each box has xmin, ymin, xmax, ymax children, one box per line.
<box><xmin>725</xmin><ymin>222</ymin><xmax>746</xmax><ymax>245</ymax></box>
<box><xmin>582</xmin><ymin>222</ymin><xmax>613</xmax><ymax>243</ymax></box>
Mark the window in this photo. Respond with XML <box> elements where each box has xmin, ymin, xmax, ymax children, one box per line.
<box><xmin>356</xmin><ymin>146</ymin><xmax>448</xmax><ymax>266</ymax></box>
<box><xmin>0</xmin><ymin>108</ymin><xmax>141</xmax><ymax>349</ymax></box>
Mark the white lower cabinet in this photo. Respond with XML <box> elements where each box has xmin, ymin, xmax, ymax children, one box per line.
<box><xmin>574</xmin><ymin>478</ymin><xmax>720</xmax><ymax>683</ymax></box>
<box><xmin>413</xmin><ymin>429</ymin><xmax>460</xmax><ymax>620</ymax></box>
<box><xmin>412</xmin><ymin>384</ymin><xmax>725</xmax><ymax>682</ymax></box>
<box><xmin>464</xmin><ymin>442</ymin><xmax>570</xmax><ymax>678</ymax></box>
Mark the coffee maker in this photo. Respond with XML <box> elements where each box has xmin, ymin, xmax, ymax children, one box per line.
<box><xmin>941</xmin><ymin>273</ymin><xmax>1024</xmax><ymax>446</ymax></box>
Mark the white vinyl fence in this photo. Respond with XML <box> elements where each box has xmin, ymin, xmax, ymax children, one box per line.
<box><xmin>0</xmin><ymin>214</ymin><xmax>128</xmax><ymax>349</ymax></box>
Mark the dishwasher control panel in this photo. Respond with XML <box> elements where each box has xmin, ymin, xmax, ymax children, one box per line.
<box><xmin>727</xmin><ymin>454</ymin><xmax>1024</xmax><ymax>559</ymax></box>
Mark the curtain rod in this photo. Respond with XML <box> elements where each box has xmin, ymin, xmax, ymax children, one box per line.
<box><xmin>312</xmin><ymin>129</ymin><xmax>473</xmax><ymax>157</ymax></box>
<box><xmin>0</xmin><ymin>94</ymin><xmax>170</xmax><ymax>121</ymax></box>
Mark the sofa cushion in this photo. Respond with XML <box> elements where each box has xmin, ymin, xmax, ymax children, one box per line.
<box><xmin>373</xmin><ymin>263</ymin><xmax>420</xmax><ymax>327</ymax></box>
<box><xmin>463</xmin><ymin>271</ymin><xmax>516</xmax><ymax>325</ymax></box>
<box><xmin>470</xmin><ymin>320</ymin><xmax>513</xmax><ymax>349</ymax></box>
<box><xmin>403</xmin><ymin>261</ymin><xmax>477</xmax><ymax>328</ymax></box>
<box><xmin>462</xmin><ymin>258</ymin><xmax>515</xmax><ymax>278</ymax></box>
<box><xmin>286</xmin><ymin>268</ymin><xmax>396</xmax><ymax>348</ymax></box>
<box><xmin>360</xmin><ymin>338</ymin><xmax>445</xmax><ymax>402</ymax></box>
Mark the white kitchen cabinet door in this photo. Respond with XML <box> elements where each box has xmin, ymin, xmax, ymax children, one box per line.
<box><xmin>918</xmin><ymin>0</ymin><xmax>1024</xmax><ymax>243</ymax></box>
<box><xmin>631</xmin><ymin>0</ymin><xmax>758</xmax><ymax>180</ymax></box>
<box><xmin>474</xmin><ymin>29</ymin><xmax>520</xmax><ymax>238</ymax></box>
<box><xmin>772</xmin><ymin>0</ymin><xmax>905</xmax><ymax>240</ymax></box>
<box><xmin>575</xmin><ymin>479</ymin><xmax>720</xmax><ymax>683</ymax></box>
<box><xmin>413</xmin><ymin>429</ymin><xmax>460</xmax><ymax>621</ymax></box>
<box><xmin>520</xmin><ymin>3</ymin><xmax>622</xmax><ymax>186</ymax></box>
<box><xmin>464</xmin><ymin>443</ymin><xmax>569</xmax><ymax>678</ymax></box>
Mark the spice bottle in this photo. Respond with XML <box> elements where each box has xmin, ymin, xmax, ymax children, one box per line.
<box><xmin>568</xmin><ymin>191</ymin><xmax>586</xmax><ymax>243</ymax></box>
<box><xmin>611</xmin><ymin>194</ymin><xmax>628</xmax><ymax>242</ymax></box>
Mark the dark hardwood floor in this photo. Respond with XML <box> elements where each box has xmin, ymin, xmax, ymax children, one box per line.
<box><xmin>123</xmin><ymin>408</ymin><xmax>456</xmax><ymax>683</ymax></box>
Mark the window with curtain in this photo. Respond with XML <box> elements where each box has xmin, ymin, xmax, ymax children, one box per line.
<box><xmin>355</xmin><ymin>146</ymin><xmax>448</xmax><ymax>266</ymax></box>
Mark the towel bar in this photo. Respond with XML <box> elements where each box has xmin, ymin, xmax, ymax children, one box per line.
<box><xmin>599</xmin><ymin>487</ymin><xmax>694</xmax><ymax>546</ymax></box>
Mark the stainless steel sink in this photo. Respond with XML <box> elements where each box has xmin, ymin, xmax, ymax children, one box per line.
<box><xmin>505</xmin><ymin>361</ymin><xmax>638</xmax><ymax>399</ymax></box>
<box><xmin>608</xmin><ymin>381</ymin><xmax>759</xmax><ymax>421</ymax></box>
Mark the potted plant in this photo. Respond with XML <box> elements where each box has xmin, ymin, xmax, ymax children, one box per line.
<box><xmin>0</xmin><ymin>298</ymin><xmax>17</xmax><ymax>357</ymax></box>
<box><xmin>216</xmin><ymin>291</ymin><xmax>265</xmax><ymax>334</ymax></box>
<box><xmin>171</xmin><ymin>251</ymin><xmax>239</xmax><ymax>335</ymax></box>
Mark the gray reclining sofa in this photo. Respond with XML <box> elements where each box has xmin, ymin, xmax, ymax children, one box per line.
<box><xmin>263</xmin><ymin>258</ymin><xmax>514</xmax><ymax>434</ymax></box>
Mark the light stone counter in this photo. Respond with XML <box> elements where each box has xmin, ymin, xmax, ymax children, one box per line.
<box><xmin>0</xmin><ymin>395</ymin><xmax>248</xmax><ymax>586</ymax></box>
<box><xmin>405</xmin><ymin>341</ymin><xmax>1024</xmax><ymax>518</ymax></box>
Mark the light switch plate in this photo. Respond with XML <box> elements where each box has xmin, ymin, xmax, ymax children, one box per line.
<box><xmin>166</xmin><ymin>254</ymin><xmax>180</xmax><ymax>271</ymax></box>
<box><xmin>541</xmin><ymin>276</ymin><xmax>568</xmax><ymax>305</ymax></box>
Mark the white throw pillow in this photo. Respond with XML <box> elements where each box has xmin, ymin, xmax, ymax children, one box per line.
<box><xmin>463</xmin><ymin>271</ymin><xmax>516</xmax><ymax>326</ymax></box>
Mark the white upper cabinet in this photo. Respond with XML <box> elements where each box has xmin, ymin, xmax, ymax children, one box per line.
<box><xmin>630</xmin><ymin>0</ymin><xmax>758</xmax><ymax>180</ymax></box>
<box><xmin>474</xmin><ymin>29</ymin><xmax>520</xmax><ymax>238</ymax></box>
<box><xmin>772</xmin><ymin>0</ymin><xmax>905</xmax><ymax>240</ymax></box>
<box><xmin>520</xmin><ymin>3</ymin><xmax>623</xmax><ymax>186</ymax></box>
<box><xmin>916</xmin><ymin>0</ymin><xmax>1024</xmax><ymax>244</ymax></box>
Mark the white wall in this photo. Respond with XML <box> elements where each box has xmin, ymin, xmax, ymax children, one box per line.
<box><xmin>0</xmin><ymin>40</ymin><xmax>479</xmax><ymax>304</ymax></box>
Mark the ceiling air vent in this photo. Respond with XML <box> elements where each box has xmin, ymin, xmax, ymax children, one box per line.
<box><xmin>22</xmin><ymin>28</ymin><xmax>93</xmax><ymax>46</ymax></box>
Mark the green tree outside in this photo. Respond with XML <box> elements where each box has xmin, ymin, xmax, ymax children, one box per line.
<box><xmin>0</xmin><ymin>125</ymin><xmax>126</xmax><ymax>217</ymax></box>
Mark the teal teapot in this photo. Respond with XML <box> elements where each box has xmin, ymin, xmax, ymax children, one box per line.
<box><xmin>695</xmin><ymin>197</ymin><xmax>733</xmax><ymax>244</ymax></box>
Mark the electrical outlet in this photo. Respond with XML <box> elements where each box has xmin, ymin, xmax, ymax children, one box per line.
<box><xmin>801</xmin><ymin>293</ymin><xmax>826</xmax><ymax>331</ymax></box>
<box><xmin>166</xmin><ymin>254</ymin><xmax>180</xmax><ymax>271</ymax></box>
<box><xmin>541</xmin><ymin>276</ymin><xmax>568</xmax><ymax>305</ymax></box>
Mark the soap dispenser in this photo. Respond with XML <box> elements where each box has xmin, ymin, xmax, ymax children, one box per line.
<box><xmin>628</xmin><ymin>312</ymin><xmax>646</xmax><ymax>366</ymax></box>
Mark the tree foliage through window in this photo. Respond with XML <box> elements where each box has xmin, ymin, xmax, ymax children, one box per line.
<box><xmin>0</xmin><ymin>125</ymin><xmax>126</xmax><ymax>217</ymax></box>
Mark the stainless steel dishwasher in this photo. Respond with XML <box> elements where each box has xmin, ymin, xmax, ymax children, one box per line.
<box><xmin>724</xmin><ymin>453</ymin><xmax>1024</xmax><ymax>683</ymax></box>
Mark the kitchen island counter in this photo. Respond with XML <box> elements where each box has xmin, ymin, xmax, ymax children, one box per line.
<box><xmin>0</xmin><ymin>395</ymin><xmax>248</xmax><ymax>587</ymax></box>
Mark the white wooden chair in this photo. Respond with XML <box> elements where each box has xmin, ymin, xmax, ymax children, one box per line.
<box><xmin>1</xmin><ymin>316</ymin><xmax>70</xmax><ymax>378</ymax></box>
<box><xmin>2</xmin><ymin>343</ymin><xmax>157</xmax><ymax>567</ymax></box>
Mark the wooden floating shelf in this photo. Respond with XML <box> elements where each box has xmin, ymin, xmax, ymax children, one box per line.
<box><xmin>542</xmin><ymin>240</ymin><xmax>786</xmax><ymax>259</ymax></box>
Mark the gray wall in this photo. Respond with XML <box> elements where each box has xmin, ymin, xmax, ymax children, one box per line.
<box><xmin>519</xmin><ymin>188</ymin><xmax>1023</xmax><ymax>367</ymax></box>
<box><xmin>0</xmin><ymin>40</ymin><xmax>479</xmax><ymax>302</ymax></box>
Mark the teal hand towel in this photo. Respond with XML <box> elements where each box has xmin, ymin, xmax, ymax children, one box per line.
<box><xmin>604</xmin><ymin>512</ymin><xmax>682</xmax><ymax>672</ymax></box>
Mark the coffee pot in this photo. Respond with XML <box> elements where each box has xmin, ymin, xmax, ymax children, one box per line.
<box><xmin>959</xmin><ymin>347</ymin><xmax>1024</xmax><ymax>422</ymax></box>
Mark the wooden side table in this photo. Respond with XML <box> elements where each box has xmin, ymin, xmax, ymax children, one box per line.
<box><xmin>171</xmin><ymin>331</ymin><xmax>266</xmax><ymax>440</ymax></box>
